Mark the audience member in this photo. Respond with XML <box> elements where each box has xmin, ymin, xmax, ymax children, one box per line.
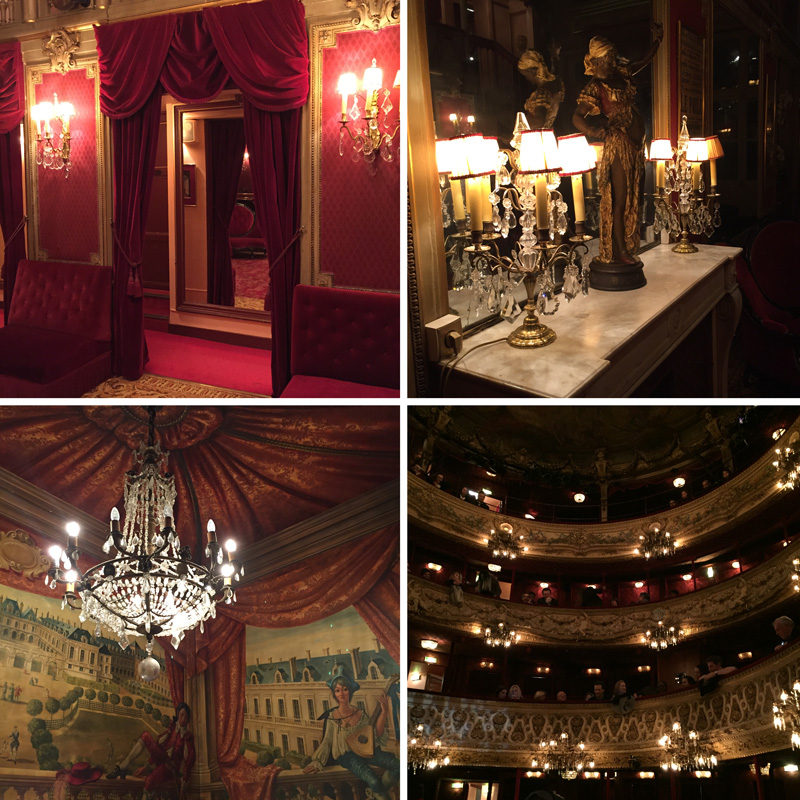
<box><xmin>497</xmin><ymin>687</ymin><xmax>508</xmax><ymax>700</ymax></box>
<box><xmin>508</xmin><ymin>685</ymin><xmax>523</xmax><ymax>701</ymax></box>
<box><xmin>773</xmin><ymin>616</ymin><xmax>797</xmax><ymax>650</ymax></box>
<box><xmin>655</xmin><ymin>681</ymin><xmax>668</xmax><ymax>694</ymax></box>
<box><xmin>556</xmin><ymin>691</ymin><xmax>567</xmax><ymax>702</ymax></box>
<box><xmin>586</xmin><ymin>682</ymin><xmax>608</xmax><ymax>702</ymax></box>
<box><xmin>636</xmin><ymin>592</ymin><xmax>651</xmax><ymax>604</ymax></box>
<box><xmin>420</xmin><ymin>568</ymin><xmax>431</xmax><ymax>580</ymax></box>
<box><xmin>537</xmin><ymin>587</ymin><xmax>559</xmax><ymax>607</ymax></box>
<box><xmin>699</xmin><ymin>655</ymin><xmax>735</xmax><ymax>696</ymax></box>
<box><xmin>411</xmin><ymin>453</ymin><xmax>430</xmax><ymax>478</ymax></box>
<box><xmin>679</xmin><ymin>674</ymin><xmax>695</xmax><ymax>685</ymax></box>
<box><xmin>447</xmin><ymin>570</ymin><xmax>464</xmax><ymax>606</ymax></box>
<box><xmin>610</xmin><ymin>680</ymin><xmax>636</xmax><ymax>713</ymax></box>
<box><xmin>581</xmin><ymin>586</ymin><xmax>603</xmax><ymax>607</ymax></box>
<box><xmin>430</xmin><ymin>472</ymin><xmax>446</xmax><ymax>490</ymax></box>
<box><xmin>476</xmin><ymin>491</ymin><xmax>491</xmax><ymax>510</ymax></box>
<box><xmin>475</xmin><ymin>568</ymin><xmax>502</xmax><ymax>598</ymax></box>
<box><xmin>458</xmin><ymin>486</ymin><xmax>473</xmax><ymax>503</ymax></box>
<box><xmin>520</xmin><ymin>591</ymin><xmax>535</xmax><ymax>604</ymax></box>
<box><xmin>533</xmin><ymin>691</ymin><xmax>547</xmax><ymax>702</ymax></box>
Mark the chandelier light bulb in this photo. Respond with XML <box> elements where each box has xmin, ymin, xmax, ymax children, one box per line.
<box><xmin>66</xmin><ymin>521</ymin><xmax>80</xmax><ymax>537</ymax></box>
<box><xmin>224</xmin><ymin>539</ymin><xmax>237</xmax><ymax>553</ymax></box>
<box><xmin>110</xmin><ymin>507</ymin><xmax>120</xmax><ymax>521</ymax></box>
<box><xmin>48</xmin><ymin>545</ymin><xmax>62</xmax><ymax>562</ymax></box>
<box><xmin>64</xmin><ymin>569</ymin><xmax>78</xmax><ymax>582</ymax></box>
<box><xmin>574</xmin><ymin>493</ymin><xmax>586</xmax><ymax>503</ymax></box>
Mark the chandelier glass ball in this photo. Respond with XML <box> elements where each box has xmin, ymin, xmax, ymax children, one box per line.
<box><xmin>45</xmin><ymin>409</ymin><xmax>244</xmax><ymax>677</ymax></box>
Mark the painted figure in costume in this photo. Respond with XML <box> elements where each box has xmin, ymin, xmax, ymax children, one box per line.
<box><xmin>106</xmin><ymin>702</ymin><xmax>195</xmax><ymax>800</ymax></box>
<box><xmin>9</xmin><ymin>725</ymin><xmax>19</xmax><ymax>764</ymax></box>
<box><xmin>304</xmin><ymin>671</ymin><xmax>399</xmax><ymax>800</ymax></box>
<box><xmin>572</xmin><ymin>25</ymin><xmax>662</xmax><ymax>264</ymax></box>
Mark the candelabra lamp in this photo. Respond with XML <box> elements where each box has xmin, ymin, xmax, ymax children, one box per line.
<box><xmin>31</xmin><ymin>93</ymin><xmax>74</xmax><ymax>176</ymax></box>
<box><xmin>635</xmin><ymin>522</ymin><xmax>676</xmax><ymax>560</ymax></box>
<box><xmin>650</xmin><ymin>116</ymin><xmax>723</xmax><ymax>254</ymax></box>
<box><xmin>484</xmin><ymin>621</ymin><xmax>520</xmax><ymax>648</ymax></box>
<box><xmin>532</xmin><ymin>732</ymin><xmax>595</xmax><ymax>780</ymax></box>
<box><xmin>408</xmin><ymin>724</ymin><xmax>450</xmax><ymax>773</ymax></box>
<box><xmin>641</xmin><ymin>620</ymin><xmax>683</xmax><ymax>650</ymax></box>
<box><xmin>337</xmin><ymin>58</ymin><xmax>400</xmax><ymax>166</ymax></box>
<box><xmin>659</xmin><ymin>722</ymin><xmax>718</xmax><ymax>771</ymax></box>
<box><xmin>773</xmin><ymin>680</ymin><xmax>800</xmax><ymax>748</ymax></box>
<box><xmin>487</xmin><ymin>522</ymin><xmax>528</xmax><ymax>559</ymax></box>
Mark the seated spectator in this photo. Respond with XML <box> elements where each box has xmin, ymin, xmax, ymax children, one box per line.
<box><xmin>773</xmin><ymin>616</ymin><xmax>797</xmax><ymax>650</ymax></box>
<box><xmin>699</xmin><ymin>655</ymin><xmax>735</xmax><ymax>696</ymax></box>
<box><xmin>585</xmin><ymin>682</ymin><xmax>608</xmax><ymax>701</ymax></box>
<box><xmin>679</xmin><ymin>673</ymin><xmax>695</xmax><ymax>685</ymax></box>
<box><xmin>537</xmin><ymin>587</ymin><xmax>559</xmax><ymax>607</ymax></box>
<box><xmin>497</xmin><ymin>687</ymin><xmax>508</xmax><ymax>700</ymax></box>
<box><xmin>447</xmin><ymin>570</ymin><xmax>464</xmax><ymax>606</ymax></box>
<box><xmin>476</xmin><ymin>491</ymin><xmax>491</xmax><ymax>510</ymax></box>
<box><xmin>475</xmin><ymin>568</ymin><xmax>501</xmax><ymax>598</ymax></box>
<box><xmin>420</xmin><ymin>567</ymin><xmax>431</xmax><ymax>580</ymax></box>
<box><xmin>610</xmin><ymin>680</ymin><xmax>636</xmax><ymax>713</ymax></box>
<box><xmin>556</xmin><ymin>691</ymin><xmax>567</xmax><ymax>702</ymax></box>
<box><xmin>692</xmin><ymin>664</ymin><xmax>707</xmax><ymax>682</ymax></box>
<box><xmin>458</xmin><ymin>486</ymin><xmax>473</xmax><ymax>503</ymax></box>
<box><xmin>533</xmin><ymin>690</ymin><xmax>547</xmax><ymax>702</ymax></box>
<box><xmin>411</xmin><ymin>452</ymin><xmax>430</xmax><ymax>478</ymax></box>
<box><xmin>520</xmin><ymin>591</ymin><xmax>535</xmax><ymax>604</ymax></box>
<box><xmin>508</xmin><ymin>684</ymin><xmax>523</xmax><ymax>700</ymax></box>
<box><xmin>655</xmin><ymin>681</ymin><xmax>668</xmax><ymax>693</ymax></box>
<box><xmin>636</xmin><ymin>592</ymin><xmax>651</xmax><ymax>604</ymax></box>
<box><xmin>581</xmin><ymin>586</ymin><xmax>603</xmax><ymax>607</ymax></box>
<box><xmin>429</xmin><ymin>472</ymin><xmax>446</xmax><ymax>490</ymax></box>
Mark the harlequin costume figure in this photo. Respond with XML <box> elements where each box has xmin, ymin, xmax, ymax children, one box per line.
<box><xmin>107</xmin><ymin>702</ymin><xmax>195</xmax><ymax>800</ymax></box>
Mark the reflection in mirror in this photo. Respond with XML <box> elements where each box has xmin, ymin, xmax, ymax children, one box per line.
<box><xmin>175</xmin><ymin>101</ymin><xmax>270</xmax><ymax>318</ymax></box>
<box><xmin>426</xmin><ymin>0</ymin><xmax>656</xmax><ymax>332</ymax></box>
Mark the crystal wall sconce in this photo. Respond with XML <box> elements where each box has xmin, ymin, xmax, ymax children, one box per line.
<box><xmin>31</xmin><ymin>93</ymin><xmax>74</xmax><ymax>176</ymax></box>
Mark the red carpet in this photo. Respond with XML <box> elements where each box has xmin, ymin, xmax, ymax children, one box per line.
<box><xmin>145</xmin><ymin>330</ymin><xmax>272</xmax><ymax>396</ymax></box>
<box><xmin>233</xmin><ymin>257</ymin><xmax>269</xmax><ymax>304</ymax></box>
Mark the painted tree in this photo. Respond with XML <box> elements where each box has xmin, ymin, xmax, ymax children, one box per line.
<box><xmin>97</xmin><ymin>690</ymin><xmax>109</xmax><ymax>703</ymax></box>
<box><xmin>45</xmin><ymin>696</ymin><xmax>60</xmax><ymax>720</ymax></box>
<box><xmin>121</xmin><ymin>695</ymin><xmax>133</xmax><ymax>707</ymax></box>
<box><xmin>85</xmin><ymin>688</ymin><xmax>96</xmax><ymax>701</ymax></box>
<box><xmin>134</xmin><ymin>698</ymin><xmax>144</xmax><ymax>710</ymax></box>
<box><xmin>110</xmin><ymin>693</ymin><xmax>120</xmax><ymax>708</ymax></box>
<box><xmin>26</xmin><ymin>698</ymin><xmax>43</xmax><ymax>718</ymax></box>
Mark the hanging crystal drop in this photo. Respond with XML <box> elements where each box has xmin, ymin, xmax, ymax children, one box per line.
<box><xmin>348</xmin><ymin>97</ymin><xmax>360</xmax><ymax>122</ymax></box>
<box><xmin>497</xmin><ymin>164</ymin><xmax>511</xmax><ymax>185</ymax></box>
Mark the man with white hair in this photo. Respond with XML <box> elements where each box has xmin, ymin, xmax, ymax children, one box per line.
<box><xmin>773</xmin><ymin>616</ymin><xmax>797</xmax><ymax>651</ymax></box>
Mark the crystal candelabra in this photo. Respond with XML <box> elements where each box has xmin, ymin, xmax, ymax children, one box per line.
<box><xmin>436</xmin><ymin>119</ymin><xmax>594</xmax><ymax>335</ymax></box>
<box><xmin>408</xmin><ymin>724</ymin><xmax>450</xmax><ymax>773</ymax></box>
<box><xmin>772</xmin><ymin>436</ymin><xmax>800</xmax><ymax>490</ymax></box>
<box><xmin>659</xmin><ymin>722</ymin><xmax>718</xmax><ymax>771</ymax></box>
<box><xmin>773</xmin><ymin>680</ymin><xmax>800</xmax><ymax>749</ymax></box>
<box><xmin>650</xmin><ymin>116</ymin><xmax>723</xmax><ymax>253</ymax></box>
<box><xmin>486</xmin><ymin>522</ymin><xmax>528</xmax><ymax>560</ymax></box>
<box><xmin>44</xmin><ymin>409</ymin><xmax>244</xmax><ymax>680</ymax></box>
<box><xmin>531</xmin><ymin>732</ymin><xmax>595</xmax><ymax>780</ymax></box>
<box><xmin>484</xmin><ymin>621</ymin><xmax>520</xmax><ymax>648</ymax></box>
<box><xmin>635</xmin><ymin>522</ymin><xmax>676</xmax><ymax>560</ymax></box>
<box><xmin>337</xmin><ymin>58</ymin><xmax>400</xmax><ymax>166</ymax></box>
<box><xmin>641</xmin><ymin>620</ymin><xmax>683</xmax><ymax>650</ymax></box>
<box><xmin>31</xmin><ymin>93</ymin><xmax>74</xmax><ymax>176</ymax></box>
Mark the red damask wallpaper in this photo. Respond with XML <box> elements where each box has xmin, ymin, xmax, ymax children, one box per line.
<box><xmin>35</xmin><ymin>68</ymin><xmax>100</xmax><ymax>263</ymax></box>
<box><xmin>320</xmin><ymin>25</ymin><xmax>400</xmax><ymax>292</ymax></box>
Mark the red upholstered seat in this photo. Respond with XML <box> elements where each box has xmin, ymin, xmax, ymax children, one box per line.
<box><xmin>283</xmin><ymin>284</ymin><xmax>400</xmax><ymax>398</ymax></box>
<box><xmin>0</xmin><ymin>259</ymin><xmax>113</xmax><ymax>398</ymax></box>
<box><xmin>230</xmin><ymin>202</ymin><xmax>266</xmax><ymax>254</ymax></box>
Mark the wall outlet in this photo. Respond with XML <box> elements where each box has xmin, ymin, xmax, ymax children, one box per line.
<box><xmin>425</xmin><ymin>314</ymin><xmax>463</xmax><ymax>361</ymax></box>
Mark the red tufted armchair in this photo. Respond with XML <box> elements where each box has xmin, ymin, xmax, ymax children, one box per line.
<box><xmin>281</xmin><ymin>284</ymin><xmax>400</xmax><ymax>398</ymax></box>
<box><xmin>0</xmin><ymin>259</ymin><xmax>113</xmax><ymax>397</ymax></box>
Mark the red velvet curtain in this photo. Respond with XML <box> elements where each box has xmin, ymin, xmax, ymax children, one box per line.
<box><xmin>160</xmin><ymin>523</ymin><xmax>399</xmax><ymax>800</ymax></box>
<box><xmin>206</xmin><ymin>118</ymin><xmax>246</xmax><ymax>306</ymax></box>
<box><xmin>94</xmin><ymin>0</ymin><xmax>309</xmax><ymax>380</ymax></box>
<box><xmin>0</xmin><ymin>42</ymin><xmax>27</xmax><ymax>324</ymax></box>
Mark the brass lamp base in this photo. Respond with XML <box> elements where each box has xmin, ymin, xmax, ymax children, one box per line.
<box><xmin>672</xmin><ymin>234</ymin><xmax>698</xmax><ymax>254</ymax></box>
<box><xmin>507</xmin><ymin>309</ymin><xmax>557</xmax><ymax>348</ymax></box>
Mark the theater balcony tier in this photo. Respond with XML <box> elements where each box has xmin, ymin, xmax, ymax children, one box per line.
<box><xmin>408</xmin><ymin>416</ymin><xmax>800</xmax><ymax>562</ymax></box>
<box><xmin>408</xmin><ymin>640</ymin><xmax>800</xmax><ymax>768</ymax></box>
<box><xmin>409</xmin><ymin>534</ymin><xmax>800</xmax><ymax>646</ymax></box>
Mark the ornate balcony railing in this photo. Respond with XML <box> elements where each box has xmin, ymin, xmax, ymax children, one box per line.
<box><xmin>408</xmin><ymin>640</ymin><xmax>800</xmax><ymax>768</ymax></box>
<box><xmin>409</xmin><ymin>417</ymin><xmax>800</xmax><ymax>562</ymax></box>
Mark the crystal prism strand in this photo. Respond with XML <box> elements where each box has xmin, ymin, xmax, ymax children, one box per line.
<box><xmin>339</xmin><ymin>127</ymin><xmax>346</xmax><ymax>157</ymax></box>
<box><xmin>349</xmin><ymin>97</ymin><xmax>361</xmax><ymax>122</ymax></box>
<box><xmin>381</xmin><ymin>137</ymin><xmax>393</xmax><ymax>162</ymax></box>
<box><xmin>713</xmin><ymin>202</ymin><xmax>722</xmax><ymax>228</ymax></box>
<box><xmin>450</xmin><ymin>252</ymin><xmax>464</xmax><ymax>290</ymax></box>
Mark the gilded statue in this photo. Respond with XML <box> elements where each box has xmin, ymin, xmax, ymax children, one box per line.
<box><xmin>572</xmin><ymin>25</ymin><xmax>662</xmax><ymax>276</ymax></box>
<box><xmin>517</xmin><ymin>45</ymin><xmax>564</xmax><ymax>129</ymax></box>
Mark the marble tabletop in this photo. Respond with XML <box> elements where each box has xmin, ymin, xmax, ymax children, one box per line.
<box><xmin>440</xmin><ymin>243</ymin><xmax>742</xmax><ymax>397</ymax></box>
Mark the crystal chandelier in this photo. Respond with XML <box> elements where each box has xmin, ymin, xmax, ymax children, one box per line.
<box><xmin>31</xmin><ymin>93</ymin><xmax>74</xmax><ymax>176</ymax></box>
<box><xmin>408</xmin><ymin>723</ymin><xmax>450</xmax><ymax>773</ymax></box>
<box><xmin>487</xmin><ymin>522</ymin><xmax>527</xmax><ymax>560</ymax></box>
<box><xmin>337</xmin><ymin>58</ymin><xmax>400</xmax><ymax>167</ymax></box>
<box><xmin>44</xmin><ymin>409</ymin><xmax>244</xmax><ymax>680</ymax></box>
<box><xmin>792</xmin><ymin>558</ymin><xmax>800</xmax><ymax>593</ymax></box>
<box><xmin>659</xmin><ymin>722</ymin><xmax>718</xmax><ymax>771</ymax></box>
<box><xmin>641</xmin><ymin>620</ymin><xmax>683</xmax><ymax>650</ymax></box>
<box><xmin>531</xmin><ymin>731</ymin><xmax>595</xmax><ymax>780</ymax></box>
<box><xmin>772</xmin><ymin>439</ymin><xmax>800</xmax><ymax>490</ymax></box>
<box><xmin>484</xmin><ymin>621</ymin><xmax>520</xmax><ymax>648</ymax></box>
<box><xmin>635</xmin><ymin>522</ymin><xmax>676</xmax><ymax>560</ymax></box>
<box><xmin>650</xmin><ymin>115</ymin><xmax>723</xmax><ymax>254</ymax></box>
<box><xmin>435</xmin><ymin>122</ymin><xmax>592</xmax><ymax>336</ymax></box>
<box><xmin>773</xmin><ymin>680</ymin><xmax>800</xmax><ymax>748</ymax></box>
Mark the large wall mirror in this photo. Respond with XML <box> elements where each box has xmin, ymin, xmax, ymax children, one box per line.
<box><xmin>173</xmin><ymin>98</ymin><xmax>269</xmax><ymax>321</ymax></box>
<box><xmin>424</xmin><ymin>0</ymin><xmax>657</xmax><ymax>332</ymax></box>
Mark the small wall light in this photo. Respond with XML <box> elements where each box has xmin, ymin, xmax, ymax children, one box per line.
<box><xmin>574</xmin><ymin>493</ymin><xmax>586</xmax><ymax>503</ymax></box>
<box><xmin>426</xmin><ymin>562</ymin><xmax>442</xmax><ymax>572</ymax></box>
<box><xmin>420</xmin><ymin>639</ymin><xmax>437</xmax><ymax>650</ymax></box>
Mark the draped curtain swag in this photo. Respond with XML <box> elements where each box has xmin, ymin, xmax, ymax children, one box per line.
<box><xmin>0</xmin><ymin>42</ymin><xmax>27</xmax><ymax>324</ymax></box>
<box><xmin>94</xmin><ymin>0</ymin><xmax>309</xmax><ymax>384</ymax></box>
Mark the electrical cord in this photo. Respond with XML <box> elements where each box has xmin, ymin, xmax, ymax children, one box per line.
<box><xmin>440</xmin><ymin>336</ymin><xmax>507</xmax><ymax>396</ymax></box>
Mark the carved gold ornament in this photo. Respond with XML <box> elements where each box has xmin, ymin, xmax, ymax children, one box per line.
<box><xmin>0</xmin><ymin>529</ymin><xmax>51</xmax><ymax>579</ymax></box>
<box><xmin>42</xmin><ymin>29</ymin><xmax>80</xmax><ymax>74</ymax></box>
<box><xmin>344</xmin><ymin>0</ymin><xmax>399</xmax><ymax>31</ymax></box>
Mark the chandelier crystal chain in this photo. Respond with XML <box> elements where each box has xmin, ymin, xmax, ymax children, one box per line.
<box><xmin>45</xmin><ymin>408</ymin><xmax>244</xmax><ymax>679</ymax></box>
<box><xmin>635</xmin><ymin>522</ymin><xmax>676</xmax><ymax>560</ymax></box>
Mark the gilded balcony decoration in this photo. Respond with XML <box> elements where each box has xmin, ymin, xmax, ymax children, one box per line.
<box><xmin>408</xmin><ymin>536</ymin><xmax>800</xmax><ymax>646</ymax></box>
<box><xmin>408</xmin><ymin>641</ymin><xmax>800</xmax><ymax>768</ymax></box>
<box><xmin>409</xmin><ymin>418</ymin><xmax>800</xmax><ymax>561</ymax></box>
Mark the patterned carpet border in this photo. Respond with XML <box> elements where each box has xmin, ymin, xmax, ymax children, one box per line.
<box><xmin>84</xmin><ymin>373</ymin><xmax>269</xmax><ymax>399</ymax></box>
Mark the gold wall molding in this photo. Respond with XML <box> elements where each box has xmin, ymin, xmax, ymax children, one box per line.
<box><xmin>409</xmin><ymin>418</ymin><xmax>800</xmax><ymax>561</ymax></box>
<box><xmin>42</xmin><ymin>28</ymin><xmax>80</xmax><ymax>73</ymax></box>
<box><xmin>408</xmin><ymin>536</ymin><xmax>800</xmax><ymax>646</ymax></box>
<box><xmin>409</xmin><ymin>641</ymin><xmax>800</xmax><ymax>766</ymax></box>
<box><xmin>344</xmin><ymin>0</ymin><xmax>399</xmax><ymax>32</ymax></box>
<box><xmin>0</xmin><ymin>529</ymin><xmax>50</xmax><ymax>579</ymax></box>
